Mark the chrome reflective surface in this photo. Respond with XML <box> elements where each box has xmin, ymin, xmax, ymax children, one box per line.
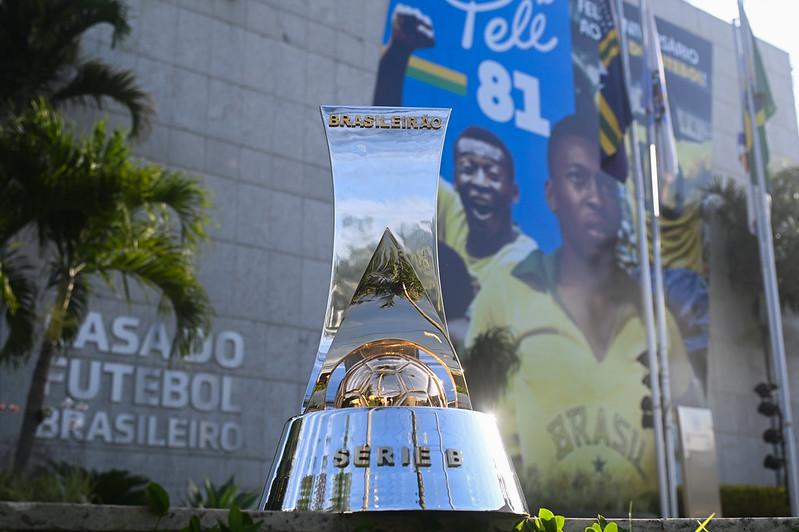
<box><xmin>261</xmin><ymin>106</ymin><xmax>528</xmax><ymax>517</ymax></box>
<box><xmin>303</xmin><ymin>106</ymin><xmax>470</xmax><ymax>412</ymax></box>
<box><xmin>261</xmin><ymin>407</ymin><xmax>527</xmax><ymax>514</ymax></box>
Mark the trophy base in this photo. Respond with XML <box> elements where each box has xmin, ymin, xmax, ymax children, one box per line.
<box><xmin>259</xmin><ymin>407</ymin><xmax>528</xmax><ymax>516</ymax></box>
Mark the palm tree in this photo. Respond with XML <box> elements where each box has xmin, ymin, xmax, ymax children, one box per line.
<box><xmin>0</xmin><ymin>102</ymin><xmax>211</xmax><ymax>470</ymax></box>
<box><xmin>0</xmin><ymin>246</ymin><xmax>37</xmax><ymax>364</ymax></box>
<box><xmin>461</xmin><ymin>327</ymin><xmax>519</xmax><ymax>412</ymax></box>
<box><xmin>708</xmin><ymin>168</ymin><xmax>799</xmax><ymax>312</ymax></box>
<box><xmin>0</xmin><ymin>0</ymin><xmax>152</xmax><ymax>136</ymax></box>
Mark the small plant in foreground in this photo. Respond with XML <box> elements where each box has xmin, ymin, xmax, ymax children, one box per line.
<box><xmin>586</xmin><ymin>514</ymin><xmax>626</xmax><ymax>532</ymax></box>
<box><xmin>143</xmin><ymin>481</ymin><xmax>261</xmax><ymax>532</ymax></box>
<box><xmin>185</xmin><ymin>477</ymin><xmax>257</xmax><ymax>510</ymax></box>
<box><xmin>516</xmin><ymin>508</ymin><xmax>565</xmax><ymax>532</ymax></box>
<box><xmin>0</xmin><ymin>462</ymin><xmax>148</xmax><ymax>505</ymax></box>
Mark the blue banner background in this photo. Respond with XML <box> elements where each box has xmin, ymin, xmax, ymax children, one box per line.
<box><xmin>382</xmin><ymin>0</ymin><xmax>575</xmax><ymax>252</ymax></box>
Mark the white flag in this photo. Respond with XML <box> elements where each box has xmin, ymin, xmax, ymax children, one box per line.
<box><xmin>641</xmin><ymin>0</ymin><xmax>680</xmax><ymax>202</ymax></box>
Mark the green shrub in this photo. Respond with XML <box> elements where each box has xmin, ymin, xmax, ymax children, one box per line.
<box><xmin>185</xmin><ymin>477</ymin><xmax>258</xmax><ymax>510</ymax></box>
<box><xmin>720</xmin><ymin>484</ymin><xmax>789</xmax><ymax>517</ymax></box>
<box><xmin>0</xmin><ymin>465</ymin><xmax>92</xmax><ymax>503</ymax></box>
<box><xmin>0</xmin><ymin>462</ymin><xmax>148</xmax><ymax>505</ymax></box>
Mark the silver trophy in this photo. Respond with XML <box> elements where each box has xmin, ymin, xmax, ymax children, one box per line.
<box><xmin>259</xmin><ymin>106</ymin><xmax>527</xmax><ymax>524</ymax></box>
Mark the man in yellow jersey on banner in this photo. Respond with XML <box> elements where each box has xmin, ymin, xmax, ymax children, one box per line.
<box><xmin>372</xmin><ymin>3</ymin><xmax>537</xmax><ymax>342</ymax></box>
<box><xmin>437</xmin><ymin>126</ymin><xmax>537</xmax><ymax>292</ymax></box>
<box><xmin>466</xmin><ymin>114</ymin><xmax>702</xmax><ymax>516</ymax></box>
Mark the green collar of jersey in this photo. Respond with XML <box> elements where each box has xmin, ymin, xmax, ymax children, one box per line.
<box><xmin>510</xmin><ymin>249</ymin><xmax>558</xmax><ymax>293</ymax></box>
<box><xmin>511</xmin><ymin>248</ymin><xmax>642</xmax><ymax>310</ymax></box>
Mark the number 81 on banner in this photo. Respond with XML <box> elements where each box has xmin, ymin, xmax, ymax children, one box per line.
<box><xmin>477</xmin><ymin>60</ymin><xmax>550</xmax><ymax>137</ymax></box>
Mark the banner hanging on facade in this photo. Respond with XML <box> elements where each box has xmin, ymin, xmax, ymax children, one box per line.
<box><xmin>374</xmin><ymin>0</ymin><xmax>711</xmax><ymax>516</ymax></box>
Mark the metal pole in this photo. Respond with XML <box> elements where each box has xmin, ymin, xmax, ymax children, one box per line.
<box><xmin>647</xmin><ymin>141</ymin><xmax>680</xmax><ymax>518</ymax></box>
<box><xmin>639</xmin><ymin>0</ymin><xmax>679</xmax><ymax>517</ymax></box>
<box><xmin>614</xmin><ymin>0</ymin><xmax>670</xmax><ymax>517</ymax></box>
<box><xmin>735</xmin><ymin>3</ymin><xmax>799</xmax><ymax>515</ymax></box>
<box><xmin>733</xmin><ymin>16</ymin><xmax>780</xmax><ymax>490</ymax></box>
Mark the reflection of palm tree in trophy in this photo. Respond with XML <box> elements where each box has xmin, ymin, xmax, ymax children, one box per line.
<box><xmin>328</xmin><ymin>223</ymin><xmax>434</xmax><ymax>328</ymax></box>
<box><xmin>351</xmin><ymin>230</ymin><xmax>426</xmax><ymax>308</ymax></box>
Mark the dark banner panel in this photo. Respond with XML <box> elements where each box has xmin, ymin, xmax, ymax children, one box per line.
<box><xmin>623</xmin><ymin>3</ymin><xmax>714</xmax><ymax>393</ymax></box>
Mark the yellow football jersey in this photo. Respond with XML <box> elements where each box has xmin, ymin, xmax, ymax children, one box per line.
<box><xmin>437</xmin><ymin>180</ymin><xmax>537</xmax><ymax>291</ymax></box>
<box><xmin>627</xmin><ymin>195</ymin><xmax>704</xmax><ymax>275</ymax></box>
<box><xmin>466</xmin><ymin>250</ymin><xmax>697</xmax><ymax>514</ymax></box>
<box><xmin>657</xmin><ymin>202</ymin><xmax>703</xmax><ymax>273</ymax></box>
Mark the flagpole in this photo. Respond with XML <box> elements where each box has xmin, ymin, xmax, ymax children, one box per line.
<box><xmin>639</xmin><ymin>0</ymin><xmax>679</xmax><ymax>517</ymax></box>
<box><xmin>735</xmin><ymin>3</ymin><xmax>799</xmax><ymax>515</ymax></box>
<box><xmin>647</xmin><ymin>140</ymin><xmax>679</xmax><ymax>518</ymax></box>
<box><xmin>614</xmin><ymin>0</ymin><xmax>670</xmax><ymax>517</ymax></box>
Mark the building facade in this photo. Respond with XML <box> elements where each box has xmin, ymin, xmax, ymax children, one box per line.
<box><xmin>1</xmin><ymin>0</ymin><xmax>798</xmax><ymax>501</ymax></box>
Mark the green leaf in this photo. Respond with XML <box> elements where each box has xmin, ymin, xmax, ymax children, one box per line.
<box><xmin>228</xmin><ymin>504</ymin><xmax>242</xmax><ymax>531</ymax></box>
<box><xmin>0</xmin><ymin>247</ymin><xmax>37</xmax><ymax>365</ymax></box>
<box><xmin>585</xmin><ymin>525</ymin><xmax>602</xmax><ymax>532</ymax></box>
<box><xmin>533</xmin><ymin>507</ymin><xmax>565</xmax><ymax>532</ymax></box>
<box><xmin>179</xmin><ymin>515</ymin><xmax>203</xmax><ymax>532</ymax></box>
<box><xmin>144</xmin><ymin>482</ymin><xmax>170</xmax><ymax>517</ymax></box>
<box><xmin>52</xmin><ymin>59</ymin><xmax>153</xmax><ymax>138</ymax></box>
<box><xmin>538</xmin><ymin>508</ymin><xmax>555</xmax><ymax>520</ymax></box>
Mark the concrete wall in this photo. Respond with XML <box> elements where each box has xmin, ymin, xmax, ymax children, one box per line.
<box><xmin>0</xmin><ymin>0</ymin><xmax>389</xmax><ymax>497</ymax></box>
<box><xmin>1</xmin><ymin>0</ymin><xmax>798</xmax><ymax>498</ymax></box>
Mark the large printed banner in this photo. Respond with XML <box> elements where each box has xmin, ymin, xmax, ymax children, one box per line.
<box><xmin>375</xmin><ymin>0</ymin><xmax>712</xmax><ymax>516</ymax></box>
<box><xmin>376</xmin><ymin>0</ymin><xmax>574</xmax><ymax>254</ymax></box>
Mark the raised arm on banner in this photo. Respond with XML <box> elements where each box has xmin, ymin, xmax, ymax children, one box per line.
<box><xmin>373</xmin><ymin>4</ymin><xmax>435</xmax><ymax>106</ymax></box>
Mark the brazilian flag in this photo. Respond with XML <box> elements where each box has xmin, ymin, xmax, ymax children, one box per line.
<box><xmin>597</xmin><ymin>0</ymin><xmax>633</xmax><ymax>183</ymax></box>
<box><xmin>739</xmin><ymin>7</ymin><xmax>776</xmax><ymax>188</ymax></box>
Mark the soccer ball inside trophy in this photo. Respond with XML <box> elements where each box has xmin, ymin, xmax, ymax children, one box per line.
<box><xmin>336</xmin><ymin>350</ymin><xmax>447</xmax><ymax>409</ymax></box>
<box><xmin>258</xmin><ymin>107</ymin><xmax>527</xmax><ymax>526</ymax></box>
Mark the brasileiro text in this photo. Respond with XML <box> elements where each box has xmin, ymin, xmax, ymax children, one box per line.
<box><xmin>36</xmin><ymin>311</ymin><xmax>246</xmax><ymax>453</ymax></box>
<box><xmin>327</xmin><ymin>113</ymin><xmax>443</xmax><ymax>130</ymax></box>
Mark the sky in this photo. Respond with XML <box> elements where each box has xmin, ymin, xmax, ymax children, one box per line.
<box><xmin>685</xmin><ymin>0</ymin><xmax>799</xmax><ymax>127</ymax></box>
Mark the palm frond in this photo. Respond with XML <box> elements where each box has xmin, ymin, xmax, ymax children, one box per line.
<box><xmin>136</xmin><ymin>170</ymin><xmax>211</xmax><ymax>246</ymax></box>
<box><xmin>0</xmin><ymin>0</ymin><xmax>131</xmax><ymax>115</ymax></box>
<box><xmin>462</xmin><ymin>327</ymin><xmax>519</xmax><ymax>411</ymax></box>
<box><xmin>0</xmin><ymin>103</ymin><xmax>117</xmax><ymax>247</ymax></box>
<box><xmin>706</xmin><ymin>170</ymin><xmax>799</xmax><ymax>313</ymax></box>
<box><xmin>86</xmin><ymin>228</ymin><xmax>211</xmax><ymax>356</ymax></box>
<box><xmin>41</xmin><ymin>0</ymin><xmax>130</xmax><ymax>50</ymax></box>
<box><xmin>706</xmin><ymin>179</ymin><xmax>760</xmax><ymax>290</ymax></box>
<box><xmin>2</xmin><ymin>102</ymin><xmax>212</xmax><ymax>356</ymax></box>
<box><xmin>52</xmin><ymin>60</ymin><xmax>153</xmax><ymax>138</ymax></box>
<box><xmin>0</xmin><ymin>247</ymin><xmax>37</xmax><ymax>365</ymax></box>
